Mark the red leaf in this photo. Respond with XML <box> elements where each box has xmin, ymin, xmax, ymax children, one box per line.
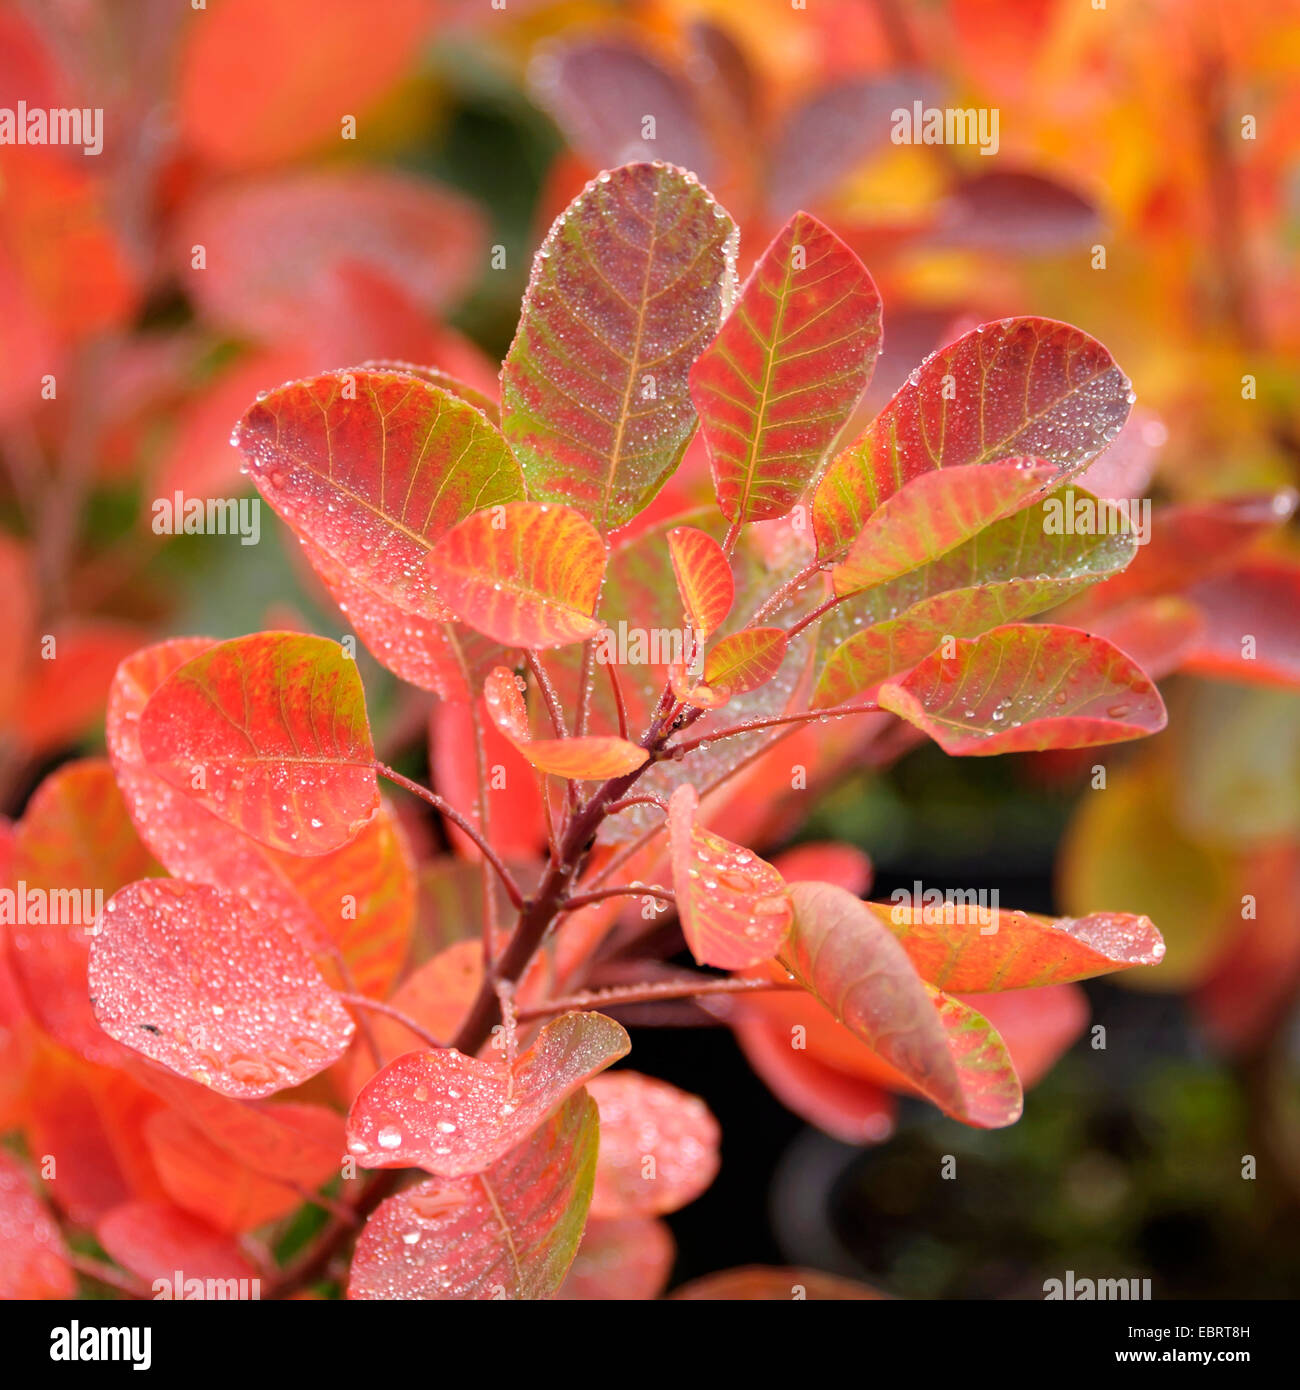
<box><xmin>531</xmin><ymin>38</ymin><xmax>716</xmax><ymax>181</ymax></box>
<box><xmin>430</xmin><ymin>698</ymin><xmax>547</xmax><ymax>858</ymax></box>
<box><xmin>831</xmin><ymin>459</ymin><xmax>1057</xmax><ymax>596</ymax></box>
<box><xmin>348</xmin><ymin>1091</ymin><xmax>598</xmax><ymax>1300</ymax></box>
<box><xmin>691</xmin><ymin>212</ymin><xmax>881</xmax><ymax>522</ymax></box>
<box><xmin>1182</xmin><ymin>560</ymin><xmax>1300</xmax><ymax>690</ymax></box>
<box><xmin>483</xmin><ymin>666</ymin><xmax>647</xmax><ymax>780</ymax></box>
<box><xmin>781</xmin><ymin>882</ymin><xmax>1023</xmax><ymax>1128</ymax></box>
<box><xmin>877</xmin><ymin>624</ymin><xmax>1167</xmax><ymax>755</ymax></box>
<box><xmin>138</xmin><ymin>631</ymin><xmax>378</xmax><ymax>855</ymax></box>
<box><xmin>143</xmin><ymin>1109</ymin><xmax>305</xmax><ymax>1234</ymax></box>
<box><xmin>345</xmin><ymin>1011</ymin><xmax>629</xmax><ymax>1176</ymax></box>
<box><xmin>731</xmin><ymin>1008</ymin><xmax>896</xmax><ymax>1144</ymax></box>
<box><xmin>701</xmin><ymin>627</ymin><xmax>789</xmax><ymax>697</ymax></box>
<box><xmin>558</xmin><ymin>1217</ymin><xmax>676</xmax><ymax>1300</ymax></box>
<box><xmin>0</xmin><ymin>1151</ymin><xmax>75</xmax><ymax>1299</ymax></box>
<box><xmin>1080</xmin><ymin>597</ymin><xmax>1205</xmax><ymax>682</ymax></box>
<box><xmin>813</xmin><ymin>318</ymin><xmax>1132</xmax><ymax>560</ymax></box>
<box><xmin>96</xmin><ymin>1202</ymin><xmax>258</xmax><ymax>1287</ymax></box>
<box><xmin>501</xmin><ymin>163</ymin><xmax>737</xmax><ymax>530</ymax></box>
<box><xmin>89</xmin><ymin>879</ymin><xmax>355</xmax><ymax>1098</ymax></box>
<box><xmin>7</xmin><ymin>758</ymin><xmax>155</xmax><ymax>1066</ymax></box>
<box><xmin>109</xmin><ymin>639</ymin><xmax>414</xmax><ymax>999</ymax></box>
<box><xmin>238</xmin><ymin>369</ymin><xmax>524</xmax><ymax>627</ymax></box>
<box><xmin>179</xmin><ymin>171</ymin><xmax>483</xmax><ymax>341</ymax></box>
<box><xmin>13</xmin><ymin>619</ymin><xmax>145</xmax><ymax>754</ymax></box>
<box><xmin>873</xmin><ymin>900</ymin><xmax>1165</xmax><ymax>990</ymax></box>
<box><xmin>427</xmin><ymin>503</ymin><xmax>607</xmax><ymax>649</ymax></box>
<box><xmin>770</xmin><ymin>842</ymin><xmax>873</xmax><ymax>897</ymax></box>
<box><xmin>668</xmin><ymin>784</ymin><xmax>791</xmax><ymax>968</ymax></box>
<box><xmin>812</xmin><ymin>491</ymin><xmax>1136</xmax><ymax>708</ymax></box>
<box><xmin>588</xmin><ymin>1071</ymin><xmax>720</xmax><ymax>1218</ymax></box>
<box><xmin>176</xmin><ymin>0</ymin><xmax>433</xmax><ymax>169</ymax></box>
<box><xmin>128</xmin><ymin>1066</ymin><xmax>345</xmax><ymax>1186</ymax></box>
<box><xmin>667</xmin><ymin>526</ymin><xmax>733</xmax><ymax>638</ymax></box>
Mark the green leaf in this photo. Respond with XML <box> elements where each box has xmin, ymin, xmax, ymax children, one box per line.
<box><xmin>502</xmin><ymin>162</ymin><xmax>738</xmax><ymax>529</ymax></box>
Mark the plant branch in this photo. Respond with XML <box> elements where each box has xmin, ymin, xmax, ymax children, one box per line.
<box><xmin>556</xmin><ymin>885</ymin><xmax>675</xmax><ymax>915</ymax></box>
<box><xmin>375</xmin><ymin>761</ymin><xmax>526</xmax><ymax>912</ymax></box>
<box><xmin>337</xmin><ymin>992</ymin><xmax>445</xmax><ymax>1051</ymax></box>
<box><xmin>517</xmin><ymin>975</ymin><xmax>798</xmax><ymax>1020</ymax></box>
<box><xmin>660</xmin><ymin>700</ymin><xmax>879</xmax><ymax>758</ymax></box>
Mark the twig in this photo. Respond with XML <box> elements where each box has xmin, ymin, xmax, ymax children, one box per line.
<box><xmin>337</xmin><ymin>992</ymin><xmax>446</xmax><ymax>1051</ymax></box>
<box><xmin>375</xmin><ymin>761</ymin><xmax>526</xmax><ymax>911</ymax></box>
<box><xmin>518</xmin><ymin>975</ymin><xmax>799</xmax><ymax>1020</ymax></box>
<box><xmin>556</xmin><ymin>885</ymin><xmax>675</xmax><ymax>915</ymax></box>
<box><xmin>661</xmin><ymin>700</ymin><xmax>879</xmax><ymax>758</ymax></box>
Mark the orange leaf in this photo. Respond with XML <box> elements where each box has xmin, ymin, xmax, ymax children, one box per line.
<box><xmin>428</xmin><ymin>503</ymin><xmax>607</xmax><ymax>649</ymax></box>
<box><xmin>668</xmin><ymin>784</ymin><xmax>791</xmax><ymax>968</ymax></box>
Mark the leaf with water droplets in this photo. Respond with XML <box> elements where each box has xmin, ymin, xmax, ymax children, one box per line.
<box><xmin>831</xmin><ymin>459</ymin><xmax>1057</xmax><ymax>596</ymax></box>
<box><xmin>558</xmin><ymin>1217</ymin><xmax>675</xmax><ymax>1300</ymax></box>
<box><xmin>96</xmin><ymin>1201</ymin><xmax>259</xmax><ymax>1286</ymax></box>
<box><xmin>813</xmin><ymin>317</ymin><xmax>1133</xmax><ymax>560</ymax></box>
<box><xmin>238</xmin><ymin>368</ymin><xmax>523</xmax><ymax>624</ymax></box>
<box><xmin>346</xmin><ymin>1011</ymin><xmax>629</xmax><ymax>1177</ymax></box>
<box><xmin>870</xmin><ymin>900</ymin><xmax>1165</xmax><ymax>990</ymax></box>
<box><xmin>137</xmin><ymin>631</ymin><xmax>378</xmax><ymax>856</ymax></box>
<box><xmin>877</xmin><ymin>623</ymin><xmax>1167</xmax><ymax>755</ymax></box>
<box><xmin>89</xmin><ymin>879</ymin><xmax>356</xmax><ymax>1098</ymax></box>
<box><xmin>0</xmin><ymin>1152</ymin><xmax>75</xmax><ymax>1299</ymax></box>
<box><xmin>812</xmin><ymin>490</ymin><xmax>1137</xmax><ymax>706</ymax></box>
<box><xmin>502</xmin><ymin>162</ymin><xmax>738</xmax><ymax>530</ymax></box>
<box><xmin>668</xmin><ymin>784</ymin><xmax>791</xmax><ymax>969</ymax></box>
<box><xmin>667</xmin><ymin>526</ymin><xmax>733</xmax><ymax>639</ymax></box>
<box><xmin>426</xmin><ymin>502</ymin><xmax>606</xmax><ymax>649</ymax></box>
<box><xmin>701</xmin><ymin>627</ymin><xmax>789</xmax><ymax>698</ymax></box>
<box><xmin>781</xmin><ymin>881</ymin><xmax>1023</xmax><ymax>1128</ymax></box>
<box><xmin>588</xmin><ymin>1071</ymin><xmax>720</xmax><ymax>1217</ymax></box>
<box><xmin>483</xmin><ymin>665</ymin><xmax>647</xmax><ymax>780</ymax></box>
<box><xmin>348</xmin><ymin>1090</ymin><xmax>598</xmax><ymax>1300</ymax></box>
<box><xmin>691</xmin><ymin>212</ymin><xmax>881</xmax><ymax>523</ymax></box>
<box><xmin>294</xmin><ymin>530</ymin><xmax>510</xmax><ymax>703</ymax></box>
<box><xmin>109</xmin><ymin>638</ymin><xmax>414</xmax><ymax>999</ymax></box>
